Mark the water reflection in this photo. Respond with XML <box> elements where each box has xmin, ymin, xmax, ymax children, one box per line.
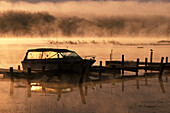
<box><xmin>79</xmin><ymin>85</ymin><xmax>86</xmax><ymax>105</ymax></box>
<box><xmin>7</xmin><ymin>72</ymin><xmax>169</xmax><ymax>96</ymax></box>
<box><xmin>0</xmin><ymin>71</ymin><xmax>170</xmax><ymax>112</ymax></box>
<box><xmin>158</xmin><ymin>77</ymin><xmax>166</xmax><ymax>93</ymax></box>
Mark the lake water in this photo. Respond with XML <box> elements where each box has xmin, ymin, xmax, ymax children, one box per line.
<box><xmin>0</xmin><ymin>38</ymin><xmax>170</xmax><ymax>113</ymax></box>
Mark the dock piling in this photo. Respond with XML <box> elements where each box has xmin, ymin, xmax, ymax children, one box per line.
<box><xmin>79</xmin><ymin>66</ymin><xmax>86</xmax><ymax>85</ymax></box>
<box><xmin>159</xmin><ymin>57</ymin><xmax>165</xmax><ymax>78</ymax></box>
<box><xmin>18</xmin><ymin>65</ymin><xmax>20</xmax><ymax>70</ymax></box>
<box><xmin>150</xmin><ymin>49</ymin><xmax>153</xmax><ymax>63</ymax></box>
<box><xmin>100</xmin><ymin>61</ymin><xmax>102</xmax><ymax>67</ymax></box>
<box><xmin>145</xmin><ymin>58</ymin><xmax>148</xmax><ymax>73</ymax></box>
<box><xmin>99</xmin><ymin>61</ymin><xmax>102</xmax><ymax>77</ymax></box>
<box><xmin>28</xmin><ymin>68</ymin><xmax>31</xmax><ymax>75</ymax></box>
<box><xmin>42</xmin><ymin>66</ymin><xmax>45</xmax><ymax>73</ymax></box>
<box><xmin>136</xmin><ymin>58</ymin><xmax>139</xmax><ymax>76</ymax></box>
<box><xmin>27</xmin><ymin>68</ymin><xmax>32</xmax><ymax>81</ymax></box>
<box><xmin>166</xmin><ymin>57</ymin><xmax>168</xmax><ymax>63</ymax></box>
<box><xmin>122</xmin><ymin>55</ymin><xmax>124</xmax><ymax>77</ymax></box>
<box><xmin>10</xmin><ymin>67</ymin><xmax>13</xmax><ymax>74</ymax></box>
<box><xmin>160</xmin><ymin>57</ymin><xmax>164</xmax><ymax>64</ymax></box>
<box><xmin>9</xmin><ymin>67</ymin><xmax>14</xmax><ymax>82</ymax></box>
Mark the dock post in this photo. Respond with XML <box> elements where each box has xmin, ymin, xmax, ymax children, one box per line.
<box><xmin>79</xmin><ymin>66</ymin><xmax>86</xmax><ymax>85</ymax></box>
<box><xmin>42</xmin><ymin>66</ymin><xmax>45</xmax><ymax>73</ymax></box>
<box><xmin>10</xmin><ymin>67</ymin><xmax>13</xmax><ymax>75</ymax></box>
<box><xmin>160</xmin><ymin>57</ymin><xmax>164</xmax><ymax>64</ymax></box>
<box><xmin>99</xmin><ymin>61</ymin><xmax>102</xmax><ymax>78</ymax></box>
<box><xmin>58</xmin><ymin>63</ymin><xmax>61</xmax><ymax>79</ymax></box>
<box><xmin>100</xmin><ymin>61</ymin><xmax>102</xmax><ymax>67</ymax></box>
<box><xmin>136</xmin><ymin>58</ymin><xmax>139</xmax><ymax>76</ymax></box>
<box><xmin>122</xmin><ymin>55</ymin><xmax>124</xmax><ymax>77</ymax></box>
<box><xmin>58</xmin><ymin>63</ymin><xmax>61</xmax><ymax>72</ymax></box>
<box><xmin>145</xmin><ymin>58</ymin><xmax>148</xmax><ymax>73</ymax></box>
<box><xmin>18</xmin><ymin>65</ymin><xmax>20</xmax><ymax>70</ymax></box>
<box><xmin>165</xmin><ymin>57</ymin><xmax>168</xmax><ymax>81</ymax></box>
<box><xmin>28</xmin><ymin>68</ymin><xmax>31</xmax><ymax>74</ymax></box>
<box><xmin>166</xmin><ymin>57</ymin><xmax>168</xmax><ymax>63</ymax></box>
<box><xmin>150</xmin><ymin>49</ymin><xmax>153</xmax><ymax>63</ymax></box>
<box><xmin>27</xmin><ymin>68</ymin><xmax>31</xmax><ymax>80</ymax></box>
<box><xmin>159</xmin><ymin>57</ymin><xmax>165</xmax><ymax>78</ymax></box>
<box><xmin>9</xmin><ymin>67</ymin><xmax>14</xmax><ymax>82</ymax></box>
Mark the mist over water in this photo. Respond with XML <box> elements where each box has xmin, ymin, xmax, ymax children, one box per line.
<box><xmin>0</xmin><ymin>11</ymin><xmax>169</xmax><ymax>37</ymax></box>
<box><xmin>0</xmin><ymin>1</ymin><xmax>170</xmax><ymax>38</ymax></box>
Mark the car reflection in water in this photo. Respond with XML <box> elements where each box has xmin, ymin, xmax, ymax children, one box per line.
<box><xmin>0</xmin><ymin>70</ymin><xmax>169</xmax><ymax>105</ymax></box>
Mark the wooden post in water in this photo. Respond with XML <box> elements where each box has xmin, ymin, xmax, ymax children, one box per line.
<box><xmin>159</xmin><ymin>57</ymin><xmax>165</xmax><ymax>78</ymax></box>
<box><xmin>28</xmin><ymin>68</ymin><xmax>31</xmax><ymax>75</ymax></box>
<box><xmin>79</xmin><ymin>66</ymin><xmax>86</xmax><ymax>85</ymax></box>
<box><xmin>27</xmin><ymin>68</ymin><xmax>31</xmax><ymax>80</ymax></box>
<box><xmin>122</xmin><ymin>55</ymin><xmax>124</xmax><ymax>77</ymax></box>
<box><xmin>26</xmin><ymin>68</ymin><xmax>31</xmax><ymax>84</ymax></box>
<box><xmin>100</xmin><ymin>61</ymin><xmax>102</xmax><ymax>67</ymax></box>
<box><xmin>18</xmin><ymin>65</ymin><xmax>20</xmax><ymax>70</ymax></box>
<box><xmin>136</xmin><ymin>58</ymin><xmax>139</xmax><ymax>76</ymax></box>
<box><xmin>165</xmin><ymin>57</ymin><xmax>168</xmax><ymax>82</ymax></box>
<box><xmin>58</xmin><ymin>63</ymin><xmax>61</xmax><ymax>72</ymax></box>
<box><xmin>166</xmin><ymin>57</ymin><xmax>168</xmax><ymax>64</ymax></box>
<box><xmin>58</xmin><ymin>62</ymin><xmax>61</xmax><ymax>79</ymax></box>
<box><xmin>10</xmin><ymin>67</ymin><xmax>14</xmax><ymax>82</ymax></box>
<box><xmin>99</xmin><ymin>61</ymin><xmax>102</xmax><ymax>78</ymax></box>
<box><xmin>10</xmin><ymin>67</ymin><xmax>14</xmax><ymax>95</ymax></box>
<box><xmin>150</xmin><ymin>49</ymin><xmax>153</xmax><ymax>63</ymax></box>
<box><xmin>42</xmin><ymin>66</ymin><xmax>45</xmax><ymax>73</ymax></box>
<box><xmin>10</xmin><ymin>67</ymin><xmax>13</xmax><ymax>75</ymax></box>
<box><xmin>145</xmin><ymin>58</ymin><xmax>148</xmax><ymax>73</ymax></box>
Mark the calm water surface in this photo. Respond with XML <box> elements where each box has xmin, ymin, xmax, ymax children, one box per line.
<box><xmin>0</xmin><ymin>38</ymin><xmax>170</xmax><ymax>113</ymax></box>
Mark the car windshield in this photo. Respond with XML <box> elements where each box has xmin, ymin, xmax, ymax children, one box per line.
<box><xmin>61</xmin><ymin>52</ymin><xmax>80</xmax><ymax>57</ymax></box>
<box><xmin>26</xmin><ymin>51</ymin><xmax>80</xmax><ymax>59</ymax></box>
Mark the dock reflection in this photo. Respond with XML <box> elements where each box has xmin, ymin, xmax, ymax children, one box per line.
<box><xmin>0</xmin><ymin>71</ymin><xmax>169</xmax><ymax>105</ymax></box>
<box><xmin>159</xmin><ymin>77</ymin><xmax>166</xmax><ymax>93</ymax></box>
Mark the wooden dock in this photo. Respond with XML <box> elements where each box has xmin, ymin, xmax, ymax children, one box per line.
<box><xmin>0</xmin><ymin>54</ymin><xmax>169</xmax><ymax>85</ymax></box>
<box><xmin>91</xmin><ymin>55</ymin><xmax>170</xmax><ymax>78</ymax></box>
